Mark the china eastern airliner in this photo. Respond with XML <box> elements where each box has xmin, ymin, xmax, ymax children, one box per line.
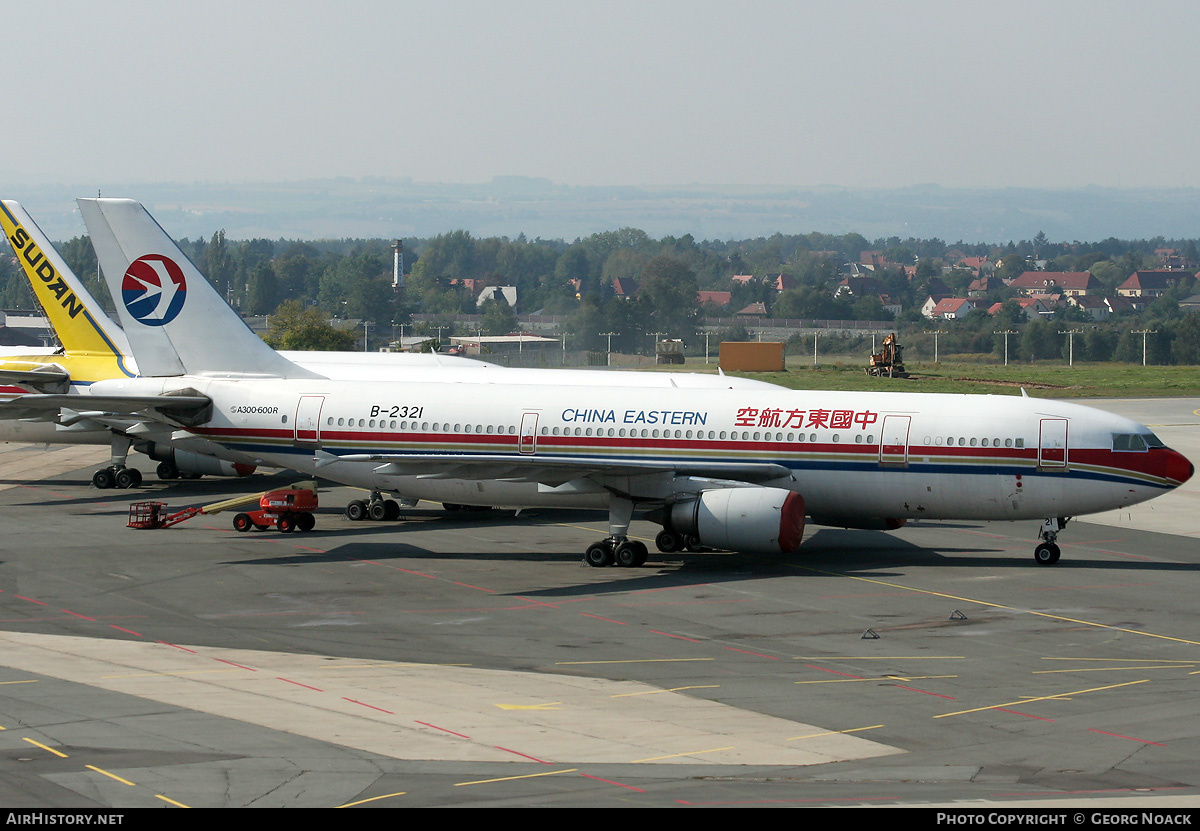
<box><xmin>7</xmin><ymin>198</ymin><xmax>1191</xmax><ymax>569</ymax></box>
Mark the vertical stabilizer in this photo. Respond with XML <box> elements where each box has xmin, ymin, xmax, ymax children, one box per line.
<box><xmin>0</xmin><ymin>200</ymin><xmax>133</xmax><ymax>374</ymax></box>
<box><xmin>79</xmin><ymin>198</ymin><xmax>320</xmax><ymax>379</ymax></box>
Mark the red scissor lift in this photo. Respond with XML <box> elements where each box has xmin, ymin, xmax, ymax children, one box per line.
<box><xmin>127</xmin><ymin>484</ymin><xmax>319</xmax><ymax>533</ymax></box>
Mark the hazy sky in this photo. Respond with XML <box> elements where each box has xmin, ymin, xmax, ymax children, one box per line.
<box><xmin>8</xmin><ymin>0</ymin><xmax>1199</xmax><ymax>190</ymax></box>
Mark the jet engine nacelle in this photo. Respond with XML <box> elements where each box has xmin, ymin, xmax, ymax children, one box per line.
<box><xmin>668</xmin><ymin>487</ymin><xmax>805</xmax><ymax>554</ymax></box>
<box><xmin>135</xmin><ymin>442</ymin><xmax>256</xmax><ymax>478</ymax></box>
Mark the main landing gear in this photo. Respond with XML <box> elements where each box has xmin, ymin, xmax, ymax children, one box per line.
<box><xmin>1034</xmin><ymin>517</ymin><xmax>1069</xmax><ymax>565</ymax></box>
<box><xmin>92</xmin><ymin>435</ymin><xmax>141</xmax><ymax>489</ymax></box>
<box><xmin>154</xmin><ymin>462</ymin><xmax>202</xmax><ymax>481</ymax></box>
<box><xmin>653</xmin><ymin>529</ymin><xmax>705</xmax><ymax>553</ymax></box>
<box><xmin>583</xmin><ymin>496</ymin><xmax>650</xmax><ymax>568</ymax></box>
<box><xmin>345</xmin><ymin>491</ymin><xmax>401</xmax><ymax>522</ymax></box>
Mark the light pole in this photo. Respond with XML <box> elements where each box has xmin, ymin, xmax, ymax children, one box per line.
<box><xmin>647</xmin><ymin>331</ymin><xmax>666</xmax><ymax>366</ymax></box>
<box><xmin>600</xmin><ymin>332</ymin><xmax>618</xmax><ymax>367</ymax></box>
<box><xmin>813</xmin><ymin>332</ymin><xmax>819</xmax><ymax>366</ymax></box>
<box><xmin>1131</xmin><ymin>329</ymin><xmax>1158</xmax><ymax>366</ymax></box>
<box><xmin>994</xmin><ymin>330</ymin><xmax>1017</xmax><ymax>366</ymax></box>
<box><xmin>704</xmin><ymin>331</ymin><xmax>711</xmax><ymax>365</ymax></box>
<box><xmin>924</xmin><ymin>329</ymin><xmax>944</xmax><ymax>363</ymax></box>
<box><xmin>1058</xmin><ymin>328</ymin><xmax>1081</xmax><ymax>367</ymax></box>
<box><xmin>362</xmin><ymin>321</ymin><xmax>370</xmax><ymax>352</ymax></box>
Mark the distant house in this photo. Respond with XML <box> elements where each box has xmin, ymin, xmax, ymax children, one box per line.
<box><xmin>477</xmin><ymin>285</ymin><xmax>517</xmax><ymax>307</ymax></box>
<box><xmin>449</xmin><ymin>278</ymin><xmax>480</xmax><ymax>295</ymax></box>
<box><xmin>990</xmin><ymin>297</ymin><xmax>1054</xmax><ymax>320</ymax></box>
<box><xmin>921</xmin><ymin>294</ymin><xmax>951</xmax><ymax>318</ymax></box>
<box><xmin>956</xmin><ymin>256</ymin><xmax>993</xmax><ymax>278</ymax></box>
<box><xmin>967</xmin><ymin>276</ymin><xmax>1003</xmax><ymax>297</ymax></box>
<box><xmin>736</xmin><ymin>302</ymin><xmax>769</xmax><ymax>318</ymax></box>
<box><xmin>927</xmin><ymin>298</ymin><xmax>975</xmax><ymax>320</ymax></box>
<box><xmin>611</xmin><ymin>277</ymin><xmax>639</xmax><ymax>299</ymax></box>
<box><xmin>1009</xmin><ymin>271</ymin><xmax>1097</xmax><ymax>297</ymax></box>
<box><xmin>730</xmin><ymin>274</ymin><xmax>794</xmax><ymax>292</ymax></box>
<box><xmin>1117</xmin><ymin>270</ymin><xmax>1190</xmax><ymax>298</ymax></box>
<box><xmin>698</xmin><ymin>290</ymin><xmax>732</xmax><ymax>309</ymax></box>
<box><xmin>1066</xmin><ymin>295</ymin><xmax>1111</xmax><ymax>321</ymax></box>
<box><xmin>835</xmin><ymin>276</ymin><xmax>885</xmax><ymax>299</ymax></box>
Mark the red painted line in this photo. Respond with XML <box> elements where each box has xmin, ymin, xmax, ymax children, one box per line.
<box><xmin>805</xmin><ymin>664</ymin><xmax>863</xmax><ymax>679</ymax></box>
<box><xmin>995</xmin><ymin>708</ymin><xmax>1054</xmax><ymax>721</ymax></box>
<box><xmin>109</xmin><ymin>626</ymin><xmax>144</xmax><ymax>637</ymax></box>
<box><xmin>214</xmin><ymin>659</ymin><xmax>257</xmax><ymax>671</ymax></box>
<box><xmin>392</xmin><ymin>568</ymin><xmax>438</xmax><ymax>579</ymax></box>
<box><xmin>277</xmin><ymin>677</ymin><xmax>323</xmax><ymax>692</ymax></box>
<box><xmin>14</xmin><ymin>595</ymin><xmax>47</xmax><ymax>606</ymax></box>
<box><xmin>415</xmin><ymin>720</ymin><xmax>470</xmax><ymax>739</ymax></box>
<box><xmin>723</xmin><ymin>647</ymin><xmax>780</xmax><ymax>660</ymax></box>
<box><xmin>157</xmin><ymin>641</ymin><xmax>197</xmax><ymax>653</ymax></box>
<box><xmin>495</xmin><ymin>746</ymin><xmax>550</xmax><ymax>764</ymax></box>
<box><xmin>648</xmin><ymin>629</ymin><xmax>702</xmax><ymax>643</ymax></box>
<box><xmin>578</xmin><ymin>772</ymin><xmax>646</xmax><ymax>792</ymax></box>
<box><xmin>61</xmin><ymin>610</ymin><xmax>96</xmax><ymax>621</ymax></box>
<box><xmin>891</xmin><ymin>685</ymin><xmax>955</xmax><ymax>700</ymax></box>
<box><xmin>343</xmin><ymin>698</ymin><xmax>394</xmax><ymax>714</ymax></box>
<box><xmin>580</xmin><ymin>613</ymin><xmax>626</xmax><ymax>624</ymax></box>
<box><xmin>451</xmin><ymin>581</ymin><xmax>497</xmax><ymax>593</ymax></box>
<box><xmin>1092</xmin><ymin>549</ymin><xmax>1153</xmax><ymax>561</ymax></box>
<box><xmin>512</xmin><ymin>596</ymin><xmax>562</xmax><ymax>609</ymax></box>
<box><xmin>1088</xmin><ymin>728</ymin><xmax>1166</xmax><ymax>747</ymax></box>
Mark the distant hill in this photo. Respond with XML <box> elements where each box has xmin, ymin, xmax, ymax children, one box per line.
<box><xmin>16</xmin><ymin>178</ymin><xmax>1200</xmax><ymax>243</ymax></box>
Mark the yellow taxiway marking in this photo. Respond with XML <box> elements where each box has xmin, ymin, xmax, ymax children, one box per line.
<box><xmin>1034</xmin><ymin>665</ymin><xmax>1196</xmax><ymax>674</ymax></box>
<box><xmin>455</xmin><ymin>769</ymin><xmax>577</xmax><ymax>787</ymax></box>
<box><xmin>631</xmin><ymin>747</ymin><xmax>734</xmax><ymax>763</ymax></box>
<box><xmin>23</xmin><ymin>738</ymin><xmax>67</xmax><ymax>758</ymax></box>
<box><xmin>555</xmin><ymin>658</ymin><xmax>714</xmax><ymax>666</ymax></box>
<box><xmin>86</xmin><ymin>765</ymin><xmax>135</xmax><ymax>786</ymax></box>
<box><xmin>337</xmin><ymin>791</ymin><xmax>407</xmax><ymax>808</ymax></box>
<box><xmin>788</xmin><ymin>725</ymin><xmax>884</xmax><ymax>741</ymax></box>
<box><xmin>795</xmin><ymin>567</ymin><xmax>1200</xmax><ymax>647</ymax></box>
<box><xmin>495</xmin><ymin>702</ymin><xmax>562</xmax><ymax>710</ymax></box>
<box><xmin>794</xmin><ymin>656</ymin><xmax>965</xmax><ymax>660</ymax></box>
<box><xmin>612</xmin><ymin>685</ymin><xmax>720</xmax><ymax>698</ymax></box>
<box><xmin>0</xmin><ymin>679</ymin><xmax>38</xmax><ymax>685</ymax></box>
<box><xmin>934</xmin><ymin>679</ymin><xmax>1149</xmax><ymax>719</ymax></box>
<box><xmin>1043</xmin><ymin>657</ymin><xmax>1199</xmax><ymax>663</ymax></box>
<box><xmin>155</xmin><ymin>795</ymin><xmax>190</xmax><ymax>808</ymax></box>
<box><xmin>795</xmin><ymin>675</ymin><xmax>958</xmax><ymax>685</ymax></box>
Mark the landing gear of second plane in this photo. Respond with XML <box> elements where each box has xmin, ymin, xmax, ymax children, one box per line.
<box><xmin>345</xmin><ymin>491</ymin><xmax>402</xmax><ymax>522</ymax></box>
<box><xmin>1034</xmin><ymin>517</ymin><xmax>1069</xmax><ymax>565</ymax></box>
<box><xmin>584</xmin><ymin>536</ymin><xmax>649</xmax><ymax>568</ymax></box>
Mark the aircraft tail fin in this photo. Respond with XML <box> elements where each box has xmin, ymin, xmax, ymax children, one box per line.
<box><xmin>0</xmin><ymin>200</ymin><xmax>133</xmax><ymax>375</ymax></box>
<box><xmin>78</xmin><ymin>198</ymin><xmax>320</xmax><ymax>379</ymax></box>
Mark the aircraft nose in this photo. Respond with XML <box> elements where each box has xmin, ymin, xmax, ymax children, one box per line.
<box><xmin>1159</xmin><ymin>447</ymin><xmax>1194</xmax><ymax>487</ymax></box>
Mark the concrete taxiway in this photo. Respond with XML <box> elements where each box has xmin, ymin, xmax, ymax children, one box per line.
<box><xmin>0</xmin><ymin>397</ymin><xmax>1196</xmax><ymax>808</ymax></box>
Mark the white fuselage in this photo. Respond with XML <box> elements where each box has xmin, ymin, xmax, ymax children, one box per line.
<box><xmin>87</xmin><ymin>375</ymin><xmax>1187</xmax><ymax>524</ymax></box>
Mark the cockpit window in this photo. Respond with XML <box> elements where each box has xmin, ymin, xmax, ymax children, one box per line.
<box><xmin>1112</xmin><ymin>433</ymin><xmax>1148</xmax><ymax>452</ymax></box>
<box><xmin>1144</xmin><ymin>432</ymin><xmax>1165</xmax><ymax>448</ymax></box>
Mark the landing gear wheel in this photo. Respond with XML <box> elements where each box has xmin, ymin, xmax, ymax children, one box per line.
<box><xmin>585</xmin><ymin>541</ymin><xmax>615</xmax><ymax>567</ymax></box>
<box><xmin>179</xmin><ymin>472</ymin><xmax>202</xmax><ymax>481</ymax></box>
<box><xmin>115</xmin><ymin>468</ymin><xmax>140</xmax><ymax>489</ymax></box>
<box><xmin>297</xmin><ymin>512</ymin><xmax>316</xmax><ymax>532</ymax></box>
<box><xmin>615</xmin><ymin>540</ymin><xmax>649</xmax><ymax>568</ymax></box>
<box><xmin>383</xmin><ymin>499</ymin><xmax>400</xmax><ymax>521</ymax></box>
<box><xmin>346</xmin><ymin>500</ymin><xmax>367</xmax><ymax>521</ymax></box>
<box><xmin>156</xmin><ymin>462</ymin><xmax>180</xmax><ymax>480</ymax></box>
<box><xmin>1034</xmin><ymin>542</ymin><xmax>1061</xmax><ymax>565</ymax></box>
<box><xmin>277</xmin><ymin>514</ymin><xmax>296</xmax><ymax>534</ymax></box>
<box><xmin>684</xmin><ymin>535</ymin><xmax>704</xmax><ymax>553</ymax></box>
<box><xmin>233</xmin><ymin>513</ymin><xmax>253</xmax><ymax>532</ymax></box>
<box><xmin>655</xmin><ymin>530</ymin><xmax>680</xmax><ymax>553</ymax></box>
<box><xmin>368</xmin><ymin>501</ymin><xmax>387</xmax><ymax>521</ymax></box>
<box><xmin>92</xmin><ymin>468</ymin><xmax>115</xmax><ymax>489</ymax></box>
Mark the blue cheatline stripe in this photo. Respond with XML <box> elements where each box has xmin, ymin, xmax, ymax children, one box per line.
<box><xmin>206</xmin><ymin>436</ymin><xmax>1176</xmax><ymax>492</ymax></box>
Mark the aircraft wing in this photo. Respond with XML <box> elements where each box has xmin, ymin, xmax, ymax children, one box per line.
<box><xmin>0</xmin><ymin>392</ymin><xmax>212</xmax><ymax>425</ymax></box>
<box><xmin>320</xmin><ymin>451</ymin><xmax>792</xmax><ymax>489</ymax></box>
<box><xmin>0</xmin><ymin>364</ymin><xmax>71</xmax><ymax>394</ymax></box>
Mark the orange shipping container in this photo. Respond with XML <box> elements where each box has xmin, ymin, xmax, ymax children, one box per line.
<box><xmin>719</xmin><ymin>341</ymin><xmax>785</xmax><ymax>372</ymax></box>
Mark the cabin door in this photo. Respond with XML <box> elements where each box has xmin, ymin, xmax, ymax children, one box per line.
<box><xmin>1039</xmin><ymin>418</ymin><xmax>1068</xmax><ymax>469</ymax></box>
<box><xmin>519</xmin><ymin>412</ymin><xmax>540</xmax><ymax>455</ymax></box>
<box><xmin>294</xmin><ymin>395</ymin><xmax>325</xmax><ymax>445</ymax></box>
<box><xmin>879</xmin><ymin>415</ymin><xmax>911</xmax><ymax>466</ymax></box>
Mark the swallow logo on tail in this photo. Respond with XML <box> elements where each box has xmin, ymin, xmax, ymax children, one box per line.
<box><xmin>122</xmin><ymin>255</ymin><xmax>187</xmax><ymax>326</ymax></box>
